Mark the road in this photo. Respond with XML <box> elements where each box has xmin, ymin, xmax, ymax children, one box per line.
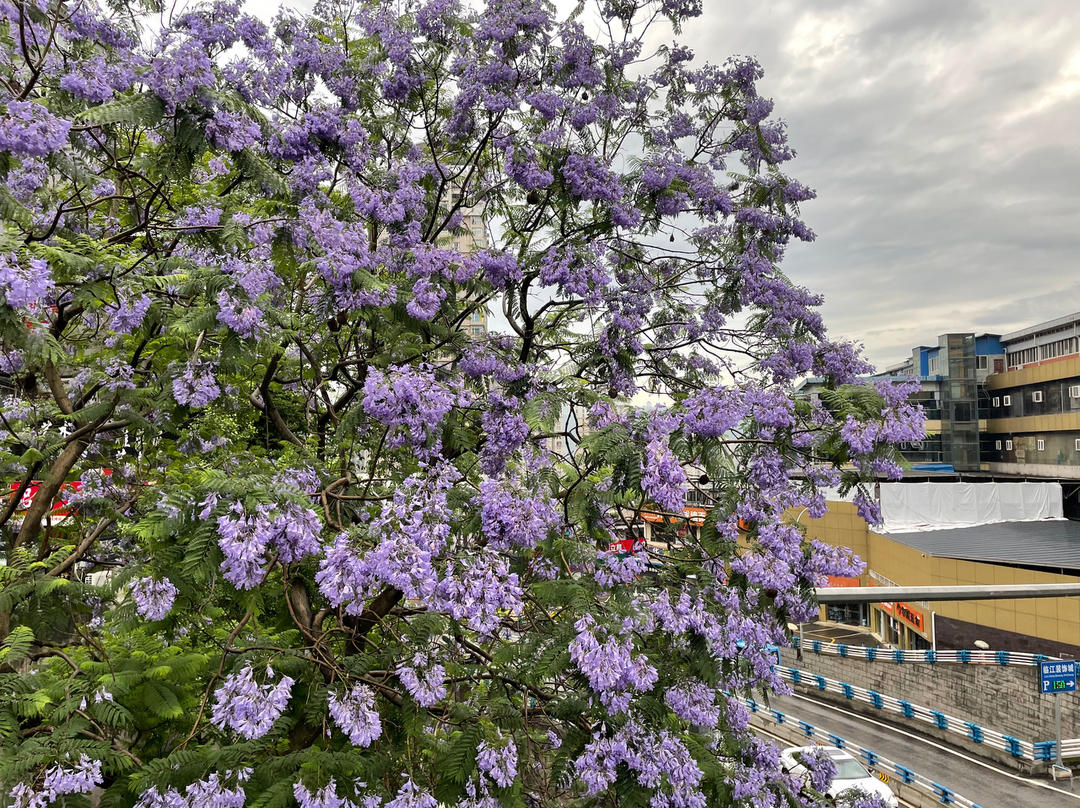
<box><xmin>768</xmin><ymin>692</ymin><xmax>1080</xmax><ymax>808</ymax></box>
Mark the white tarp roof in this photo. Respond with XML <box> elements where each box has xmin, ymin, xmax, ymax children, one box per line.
<box><xmin>877</xmin><ymin>481</ymin><xmax>1063</xmax><ymax>533</ymax></box>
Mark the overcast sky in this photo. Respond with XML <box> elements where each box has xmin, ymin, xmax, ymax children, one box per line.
<box><xmin>670</xmin><ymin>0</ymin><xmax>1080</xmax><ymax>369</ymax></box>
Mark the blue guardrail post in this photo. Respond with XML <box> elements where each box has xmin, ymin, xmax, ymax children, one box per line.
<box><xmin>898</xmin><ymin>700</ymin><xmax>914</xmax><ymax>718</ymax></box>
<box><xmin>929</xmin><ymin>710</ymin><xmax>948</xmax><ymax>730</ymax></box>
<box><xmin>1002</xmin><ymin>735</ymin><xmax>1022</xmax><ymax>757</ymax></box>
<box><xmin>1035</xmin><ymin>741</ymin><xmax>1056</xmax><ymax>761</ymax></box>
<box><xmin>893</xmin><ymin>765</ymin><xmax>914</xmax><ymax>784</ymax></box>
<box><xmin>932</xmin><ymin>782</ymin><xmax>955</xmax><ymax>804</ymax></box>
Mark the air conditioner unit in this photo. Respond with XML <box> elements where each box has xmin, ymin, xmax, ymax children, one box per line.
<box><xmin>1006</xmin><ymin>440</ymin><xmax>1013</xmax><ymax>450</ymax></box>
<box><xmin>1037</xmin><ymin>439</ymin><xmax>1045</xmax><ymax>451</ymax></box>
<box><xmin>1033</xmin><ymin>391</ymin><xmax>1043</xmax><ymax>403</ymax></box>
<box><xmin>995</xmin><ymin>440</ymin><xmax>1001</xmax><ymax>450</ymax></box>
<box><xmin>992</xmin><ymin>396</ymin><xmax>1000</xmax><ymax>408</ymax></box>
<box><xmin>1070</xmin><ymin>385</ymin><xmax>1080</xmax><ymax>398</ymax></box>
<box><xmin>1075</xmin><ymin>439</ymin><xmax>1080</xmax><ymax>451</ymax></box>
<box><xmin>1003</xmin><ymin>395</ymin><xmax>1012</xmax><ymax>406</ymax></box>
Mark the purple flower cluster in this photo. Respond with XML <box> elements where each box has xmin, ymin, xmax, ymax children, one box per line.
<box><xmin>216</xmin><ymin>290</ymin><xmax>265</xmax><ymax>338</ymax></box>
<box><xmin>682</xmin><ymin>387</ymin><xmax>746</xmax><ymax>438</ymax></box>
<box><xmin>474</xmin><ymin>480</ymin><xmax>561</xmax><ymax>551</ymax></box>
<box><xmin>317</xmin><ymin>464</ymin><xmax>456</xmax><ymax>610</ymax></box>
<box><xmin>434</xmin><ymin>550</ymin><xmax>523</xmax><ymax>636</ymax></box>
<box><xmin>593</xmin><ymin>548</ymin><xmax>649</xmax><ymax>587</ymax></box>
<box><xmin>396</xmin><ymin>651</ymin><xmax>447</xmax><ymax>707</ymax></box>
<box><xmin>136</xmin><ymin>769</ymin><xmax>251</xmax><ymax>808</ymax></box>
<box><xmin>10</xmin><ymin>755</ymin><xmax>103</xmax><ymax>808</ymax></box>
<box><xmin>569</xmin><ymin>615</ymin><xmax>658</xmax><ymax>714</ymax></box>
<box><xmin>216</xmin><ymin>501</ymin><xmax>322</xmax><ymax>588</ymax></box>
<box><xmin>479</xmin><ymin>392</ymin><xmax>529</xmax><ymax>475</ymax></box>
<box><xmin>172</xmin><ymin>361</ymin><xmax>221</xmax><ymax>408</ymax></box>
<box><xmin>210</xmin><ymin>664</ymin><xmax>294</xmax><ymax>739</ymax></box>
<box><xmin>475</xmin><ymin>735</ymin><xmax>517</xmax><ymax>788</ymax></box>
<box><xmin>294</xmin><ymin>780</ymin><xmax>382</xmax><ymax>808</ymax></box>
<box><xmin>574</xmin><ymin>720</ymin><xmax>705</xmax><ymax>808</ymax></box>
<box><xmin>0</xmin><ymin>253</ymin><xmax>54</xmax><ymax>309</ymax></box>
<box><xmin>110</xmin><ymin>294</ymin><xmax>152</xmax><ymax>334</ymax></box>
<box><xmin>361</xmin><ymin>365</ymin><xmax>469</xmax><ymax>452</ymax></box>
<box><xmin>664</xmin><ymin>680</ymin><xmax>719</xmax><ymax>727</ymax></box>
<box><xmin>328</xmin><ymin>683</ymin><xmax>382</xmax><ymax>747</ymax></box>
<box><xmin>0</xmin><ymin>101</ymin><xmax>72</xmax><ymax>157</ymax></box>
<box><xmin>131</xmin><ymin>576</ymin><xmax>178</xmax><ymax>620</ymax></box>
<box><xmin>385</xmin><ymin>780</ymin><xmax>436</xmax><ymax>808</ymax></box>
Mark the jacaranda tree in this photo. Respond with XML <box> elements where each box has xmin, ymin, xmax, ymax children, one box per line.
<box><xmin>0</xmin><ymin>0</ymin><xmax>922</xmax><ymax>806</ymax></box>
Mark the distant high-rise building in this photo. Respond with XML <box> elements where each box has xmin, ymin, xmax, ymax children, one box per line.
<box><xmin>443</xmin><ymin>189</ymin><xmax>489</xmax><ymax>340</ymax></box>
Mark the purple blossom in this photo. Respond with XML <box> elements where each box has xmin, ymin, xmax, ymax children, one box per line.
<box><xmin>642</xmin><ymin>436</ymin><xmax>686</xmax><ymax>514</ymax></box>
<box><xmin>384</xmin><ymin>780</ymin><xmax>436</xmax><ymax>808</ymax></box>
<box><xmin>206</xmin><ymin>108</ymin><xmax>262</xmax><ymax>152</ymax></box>
<box><xmin>434</xmin><ymin>550</ymin><xmax>523</xmax><ymax>635</ymax></box>
<box><xmin>396</xmin><ymin>652</ymin><xmax>446</xmax><ymax>707</ymax></box>
<box><xmin>362</xmin><ymin>365</ymin><xmax>468</xmax><ymax>451</ymax></box>
<box><xmin>569</xmin><ymin>615</ymin><xmax>658</xmax><ymax>714</ymax></box>
<box><xmin>211</xmin><ymin>664</ymin><xmax>294</xmax><ymax>739</ymax></box>
<box><xmin>216</xmin><ymin>501</ymin><xmax>322</xmax><ymax>588</ymax></box>
<box><xmin>110</xmin><ymin>294</ymin><xmax>151</xmax><ymax>334</ymax></box>
<box><xmin>475</xmin><ymin>735</ymin><xmax>517</xmax><ymax>788</ymax></box>
<box><xmin>0</xmin><ymin>349</ymin><xmax>25</xmax><ymax>374</ymax></box>
<box><xmin>172</xmin><ymin>361</ymin><xmax>220</xmax><ymax>407</ymax></box>
<box><xmin>665</xmin><ymin>680</ymin><xmax>720</xmax><ymax>727</ymax></box>
<box><xmin>11</xmin><ymin>755</ymin><xmax>104</xmax><ymax>808</ymax></box>
<box><xmin>136</xmin><ymin>769</ymin><xmax>251</xmax><ymax>808</ymax></box>
<box><xmin>131</xmin><ymin>576</ymin><xmax>178</xmax><ymax>620</ymax></box>
<box><xmin>574</xmin><ymin>721</ymin><xmax>705</xmax><ymax>808</ymax></box>
<box><xmin>561</xmin><ymin>153</ymin><xmax>623</xmax><ymax>203</ymax></box>
<box><xmin>682</xmin><ymin>387</ymin><xmax>745</xmax><ymax>438</ymax></box>
<box><xmin>0</xmin><ymin>101</ymin><xmax>72</xmax><ymax>157</ymax></box>
<box><xmin>593</xmin><ymin>548</ymin><xmax>648</xmax><ymax>587</ymax></box>
<box><xmin>216</xmin><ymin>290</ymin><xmax>265</xmax><ymax>338</ymax></box>
<box><xmin>479</xmin><ymin>392</ymin><xmax>529</xmax><ymax>475</ymax></box>
<box><xmin>0</xmin><ymin>253</ymin><xmax>54</xmax><ymax>308</ymax></box>
<box><xmin>474</xmin><ymin>480</ymin><xmax>561</xmax><ymax>551</ymax></box>
<box><xmin>328</xmin><ymin>683</ymin><xmax>382</xmax><ymax>747</ymax></box>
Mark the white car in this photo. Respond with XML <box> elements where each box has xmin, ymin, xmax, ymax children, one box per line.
<box><xmin>780</xmin><ymin>745</ymin><xmax>898</xmax><ymax>807</ymax></box>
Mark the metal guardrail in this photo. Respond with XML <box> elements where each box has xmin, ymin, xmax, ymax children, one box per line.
<box><xmin>744</xmin><ymin>695</ymin><xmax>986</xmax><ymax>808</ymax></box>
<box><xmin>773</xmin><ymin>664</ymin><xmax>1080</xmax><ymax>761</ymax></box>
<box><xmin>792</xmin><ymin>637</ymin><xmax>1060</xmax><ymax>668</ymax></box>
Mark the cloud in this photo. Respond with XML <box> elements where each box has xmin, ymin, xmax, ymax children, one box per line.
<box><xmin>678</xmin><ymin>0</ymin><xmax>1080</xmax><ymax>369</ymax></box>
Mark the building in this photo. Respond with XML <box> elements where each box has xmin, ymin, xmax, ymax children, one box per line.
<box><xmin>806</xmin><ymin>483</ymin><xmax>1080</xmax><ymax>656</ymax></box>
<box><xmin>798</xmin><ymin>312</ymin><xmax>1080</xmax><ymax>485</ymax></box>
<box><xmin>441</xmin><ymin>188</ymin><xmax>489</xmax><ymax>340</ymax></box>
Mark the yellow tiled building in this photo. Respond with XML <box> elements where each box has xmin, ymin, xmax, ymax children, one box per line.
<box><xmin>804</xmin><ymin>501</ymin><xmax>1080</xmax><ymax>656</ymax></box>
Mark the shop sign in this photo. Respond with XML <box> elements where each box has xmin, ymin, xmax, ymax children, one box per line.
<box><xmin>680</xmin><ymin>506</ymin><xmax>707</xmax><ymax>526</ymax></box>
<box><xmin>608</xmin><ymin>538</ymin><xmax>646</xmax><ymax>556</ymax></box>
<box><xmin>639</xmin><ymin>507</ymin><xmax>665</xmax><ymax>523</ymax></box>
<box><xmin>893</xmin><ymin>601</ymin><xmax>925</xmax><ymax>632</ymax></box>
<box><xmin>825</xmin><ymin>576</ymin><xmax>861</xmax><ymax>587</ymax></box>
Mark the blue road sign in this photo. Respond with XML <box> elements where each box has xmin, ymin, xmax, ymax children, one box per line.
<box><xmin>1040</xmin><ymin>660</ymin><xmax>1077</xmax><ymax>694</ymax></box>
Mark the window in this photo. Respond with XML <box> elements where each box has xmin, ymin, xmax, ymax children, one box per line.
<box><xmin>928</xmin><ymin>357</ymin><xmax>940</xmax><ymax>374</ymax></box>
<box><xmin>1070</xmin><ymin>385</ymin><xmax>1080</xmax><ymax>398</ymax></box>
<box><xmin>1006</xmin><ymin>439</ymin><xmax>1013</xmax><ymax>450</ymax></box>
<box><xmin>976</xmin><ymin>355</ymin><xmax>988</xmax><ymax>370</ymax></box>
<box><xmin>992</xmin><ymin>396</ymin><xmax>1000</xmax><ymax>408</ymax></box>
<box><xmin>1075</xmin><ymin>439</ymin><xmax>1080</xmax><ymax>451</ymax></box>
<box><xmin>995</xmin><ymin>440</ymin><xmax>1002</xmax><ymax>450</ymax></box>
<box><xmin>1003</xmin><ymin>395</ymin><xmax>1012</xmax><ymax>406</ymax></box>
<box><xmin>1033</xmin><ymin>391</ymin><xmax>1043</xmax><ymax>403</ymax></box>
<box><xmin>1037</xmin><ymin>439</ymin><xmax>1045</xmax><ymax>451</ymax></box>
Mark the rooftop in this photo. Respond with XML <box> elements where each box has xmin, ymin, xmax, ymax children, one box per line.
<box><xmin>1002</xmin><ymin>312</ymin><xmax>1080</xmax><ymax>344</ymax></box>
<box><xmin>885</xmin><ymin>520</ymin><xmax>1080</xmax><ymax>572</ymax></box>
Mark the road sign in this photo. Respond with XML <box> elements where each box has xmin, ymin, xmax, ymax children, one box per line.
<box><xmin>1040</xmin><ymin>660</ymin><xmax>1077</xmax><ymax>694</ymax></box>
